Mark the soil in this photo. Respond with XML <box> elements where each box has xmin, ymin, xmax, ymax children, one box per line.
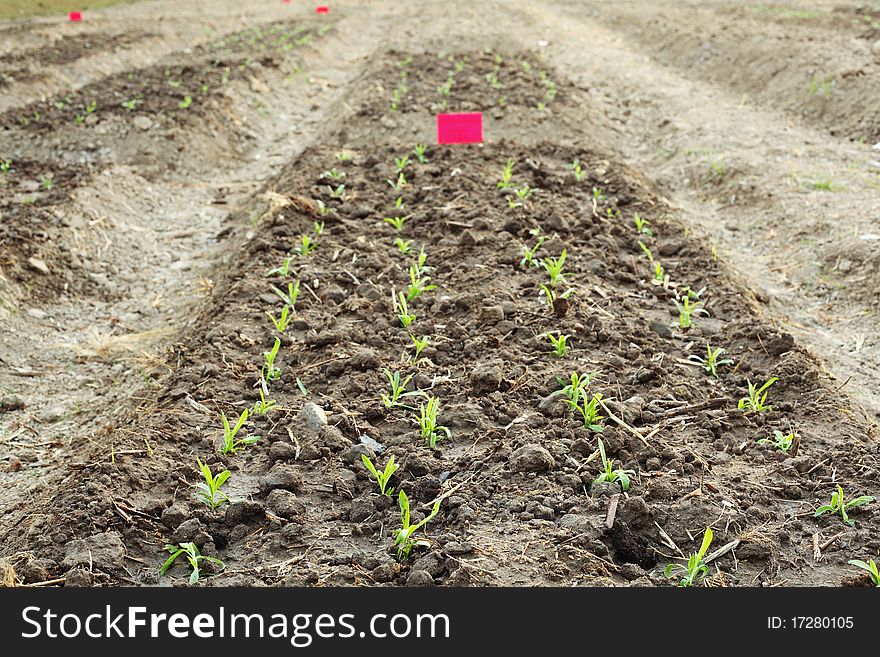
<box><xmin>1</xmin><ymin>0</ymin><xmax>878</xmax><ymax>589</ymax></box>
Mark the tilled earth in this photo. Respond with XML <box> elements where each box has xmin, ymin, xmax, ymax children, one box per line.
<box><xmin>1</xmin><ymin>0</ymin><xmax>878</xmax><ymax>588</ymax></box>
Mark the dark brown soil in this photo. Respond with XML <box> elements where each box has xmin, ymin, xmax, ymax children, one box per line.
<box><xmin>8</xmin><ymin>53</ymin><xmax>878</xmax><ymax>585</ymax></box>
<box><xmin>0</xmin><ymin>31</ymin><xmax>155</xmax><ymax>88</ymax></box>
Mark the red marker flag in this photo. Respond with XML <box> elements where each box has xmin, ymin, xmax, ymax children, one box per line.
<box><xmin>437</xmin><ymin>112</ymin><xmax>483</xmax><ymax>144</ymax></box>
<box><xmin>69</xmin><ymin>11</ymin><xmax>82</xmax><ymax>21</ymax></box>
<box><xmin>316</xmin><ymin>6</ymin><xmax>329</xmax><ymax>13</ymax></box>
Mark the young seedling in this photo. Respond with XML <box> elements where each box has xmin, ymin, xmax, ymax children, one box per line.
<box><xmin>0</xmin><ymin>160</ymin><xmax>11</xmax><ymax>174</ymax></box>
<box><xmin>321</xmin><ymin>168</ymin><xmax>345</xmax><ymax>181</ymax></box>
<box><xmin>194</xmin><ymin>457</ymin><xmax>230</xmax><ymax>509</ymax></box>
<box><xmin>848</xmin><ymin>558</ymin><xmax>880</xmax><ymax>586</ymax></box>
<box><xmin>673</xmin><ymin>296</ymin><xmax>707</xmax><ymax>330</ymax></box>
<box><xmin>498</xmin><ymin>159</ymin><xmax>515</xmax><ymax>190</ymax></box>
<box><xmin>542</xmin><ymin>249</ymin><xmax>569</xmax><ymax>286</ymax></box>
<box><xmin>520</xmin><ymin>232</ymin><xmax>547</xmax><ymax>268</ymax></box>
<box><xmin>738</xmin><ymin>377</ymin><xmax>778</xmax><ymax>413</ymax></box>
<box><xmin>546</xmin><ymin>332</ymin><xmax>570</xmax><ymax>357</ymax></box>
<box><xmin>313</xmin><ymin>220</ymin><xmax>325</xmax><ymax>236</ymax></box>
<box><xmin>592</xmin><ymin>187</ymin><xmax>605</xmax><ymax>202</ymax></box>
<box><xmin>757</xmin><ymin>429</ymin><xmax>796</xmax><ymax>453</ymax></box>
<box><xmin>413</xmin><ymin>144</ymin><xmax>429</xmax><ymax>164</ymax></box>
<box><xmin>634</xmin><ymin>213</ymin><xmax>653</xmax><ymax>237</ymax></box>
<box><xmin>395</xmin><ymin>490</ymin><xmax>442</xmax><ymax>559</ymax></box>
<box><xmin>564</xmin><ymin>392</ymin><xmax>605</xmax><ymax>431</ymax></box>
<box><xmin>220</xmin><ymin>409</ymin><xmax>259</xmax><ymax>454</ymax></box>
<box><xmin>638</xmin><ymin>241</ymin><xmax>653</xmax><ymax>261</ymax></box>
<box><xmin>653</xmin><ymin>262</ymin><xmax>665</xmax><ymax>282</ymax></box>
<box><xmin>593</xmin><ymin>438</ymin><xmax>635</xmax><ymax>491</ymax></box>
<box><xmin>688</xmin><ymin>342</ymin><xmax>733</xmax><ymax>377</ymax></box>
<box><xmin>262</xmin><ymin>337</ymin><xmax>282</xmax><ymax>382</ymax></box>
<box><xmin>272</xmin><ymin>280</ymin><xmax>301</xmax><ymax>309</ymax></box>
<box><xmin>814</xmin><ymin>485</ymin><xmax>875</xmax><ymax>526</ymax></box>
<box><xmin>384</xmin><ymin>215</ymin><xmax>411</xmax><ymax>232</ymax></box>
<box><xmin>394</xmin><ymin>155</ymin><xmax>410</xmax><ymax>173</ymax></box>
<box><xmin>418</xmin><ymin>396</ymin><xmax>450</xmax><ymax>448</ymax></box>
<box><xmin>160</xmin><ymin>542</ymin><xmax>224</xmax><ymax>585</ymax></box>
<box><xmin>179</xmin><ymin>95</ymin><xmax>193</xmax><ymax>109</ymax></box>
<box><xmin>406</xmin><ymin>264</ymin><xmax>437</xmax><ymax>301</ymax></box>
<box><xmin>568</xmin><ymin>158</ymin><xmax>586</xmax><ymax>182</ymax></box>
<box><xmin>664</xmin><ymin>527</ymin><xmax>713</xmax><ymax>587</ymax></box>
<box><xmin>326</xmin><ymin>184</ymin><xmax>346</xmax><ymax>199</ymax></box>
<box><xmin>294</xmin><ymin>233</ymin><xmax>317</xmax><ymax>256</ymax></box>
<box><xmin>395</xmin><ymin>292</ymin><xmax>416</xmax><ymax>328</ymax></box>
<box><xmin>315</xmin><ymin>199</ymin><xmax>335</xmax><ymax>217</ymax></box>
<box><xmin>680</xmin><ymin>286</ymin><xmax>706</xmax><ymax>301</ymax></box>
<box><xmin>361</xmin><ymin>454</ymin><xmax>398</xmax><ymax>496</ymax></box>
<box><xmin>267</xmin><ymin>304</ymin><xmax>292</xmax><ymax>333</ymax></box>
<box><xmin>386</xmin><ymin>172</ymin><xmax>407</xmax><ymax>191</ymax></box>
<box><xmin>268</xmin><ymin>257</ymin><xmax>293</xmax><ymax>277</ymax></box>
<box><xmin>414</xmin><ymin>246</ymin><xmax>430</xmax><ymax>275</ymax></box>
<box><xmin>507</xmin><ymin>185</ymin><xmax>533</xmax><ymax>209</ymax></box>
<box><xmin>558</xmin><ymin>371</ymin><xmax>598</xmax><ymax>404</ymax></box>
<box><xmin>410</xmin><ymin>334</ymin><xmax>429</xmax><ymax>360</ymax></box>
<box><xmin>381</xmin><ymin>369</ymin><xmax>420</xmax><ymax>408</ymax></box>
<box><xmin>393</xmin><ymin>238</ymin><xmax>413</xmax><ymax>254</ymax></box>
<box><xmin>539</xmin><ymin>284</ymin><xmax>573</xmax><ymax>311</ymax></box>
<box><xmin>252</xmin><ymin>379</ymin><xmax>277</xmax><ymax>415</ymax></box>
<box><xmin>436</xmin><ymin>72</ymin><xmax>454</xmax><ymax>99</ymax></box>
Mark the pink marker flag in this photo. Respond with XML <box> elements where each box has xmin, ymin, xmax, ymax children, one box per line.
<box><xmin>316</xmin><ymin>5</ymin><xmax>329</xmax><ymax>13</ymax></box>
<box><xmin>437</xmin><ymin>112</ymin><xmax>483</xmax><ymax>144</ymax></box>
<box><xmin>69</xmin><ymin>11</ymin><xmax>82</xmax><ymax>21</ymax></box>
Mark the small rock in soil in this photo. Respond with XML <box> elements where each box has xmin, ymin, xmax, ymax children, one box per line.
<box><xmin>0</xmin><ymin>395</ymin><xmax>26</xmax><ymax>412</ymax></box>
<box><xmin>225</xmin><ymin>500</ymin><xmax>265</xmax><ymax>525</ymax></box>
<box><xmin>349</xmin><ymin>348</ymin><xmax>381</xmax><ymax>370</ymax></box>
<box><xmin>349</xmin><ymin>498</ymin><xmax>375</xmax><ymax>522</ymax></box>
<box><xmin>480</xmin><ymin>305</ymin><xmax>504</xmax><ymax>323</ymax></box>
<box><xmin>133</xmin><ymin>115</ymin><xmax>153</xmax><ymax>131</ymax></box>
<box><xmin>296</xmin><ymin>402</ymin><xmax>328</xmax><ymax>435</ymax></box>
<box><xmin>40</xmin><ymin>405</ymin><xmax>66</xmax><ymax>422</ymax></box>
<box><xmin>269</xmin><ymin>441</ymin><xmax>298</xmax><ymax>462</ymax></box>
<box><xmin>62</xmin><ymin>531</ymin><xmax>125</xmax><ymax>571</ymax></box>
<box><xmin>444</xmin><ymin>541</ymin><xmax>474</xmax><ymax>556</ymax></box>
<box><xmin>412</xmin><ymin>551</ymin><xmax>445</xmax><ymax>577</ymax></box>
<box><xmin>648</xmin><ymin>321</ymin><xmax>672</xmax><ymax>339</ymax></box>
<box><xmin>509</xmin><ymin>444</ymin><xmax>555</xmax><ymax>473</ymax></box>
<box><xmin>403</xmin><ymin>453</ymin><xmax>432</xmax><ymax>476</ymax></box>
<box><xmin>538</xmin><ymin>391</ymin><xmax>566</xmax><ymax>417</ymax></box>
<box><xmin>370</xmin><ymin>563</ymin><xmax>397</xmax><ymax>583</ymax></box>
<box><xmin>405</xmin><ymin>570</ymin><xmax>435</xmax><ymax>587</ymax></box>
<box><xmin>26</xmin><ymin>308</ymin><xmax>48</xmax><ymax>320</ymax></box>
<box><xmin>63</xmin><ymin>568</ymin><xmax>94</xmax><ymax>587</ymax></box>
<box><xmin>470</xmin><ymin>363</ymin><xmax>503</xmax><ymax>394</ymax></box>
<box><xmin>160</xmin><ymin>504</ymin><xmax>189</xmax><ymax>529</ymax></box>
<box><xmin>359</xmin><ymin>434</ymin><xmax>386</xmax><ymax>454</ymax></box>
<box><xmin>266</xmin><ymin>489</ymin><xmax>305</xmax><ymax>520</ymax></box>
<box><xmin>318</xmin><ymin>425</ymin><xmax>350</xmax><ymax>451</ymax></box>
<box><xmin>343</xmin><ymin>444</ymin><xmax>374</xmax><ymax>464</ymax></box>
<box><xmin>259</xmin><ymin>463</ymin><xmax>302</xmax><ymax>494</ymax></box>
<box><xmin>26</xmin><ymin>257</ymin><xmax>50</xmax><ymax>275</ymax></box>
<box><xmin>590</xmin><ymin>482</ymin><xmax>621</xmax><ymax>498</ymax></box>
<box><xmin>559</xmin><ymin>513</ymin><xmax>602</xmax><ymax>536</ymax></box>
<box><xmin>172</xmin><ymin>519</ymin><xmax>212</xmax><ymax>546</ymax></box>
